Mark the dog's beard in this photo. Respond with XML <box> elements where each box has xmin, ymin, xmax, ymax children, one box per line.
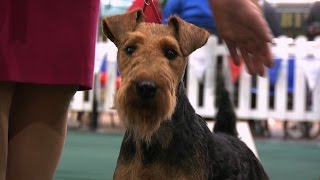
<box><xmin>115</xmin><ymin>82</ymin><xmax>176</xmax><ymax>144</ymax></box>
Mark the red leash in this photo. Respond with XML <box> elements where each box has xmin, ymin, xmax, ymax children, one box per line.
<box><xmin>143</xmin><ymin>0</ymin><xmax>162</xmax><ymax>24</ymax></box>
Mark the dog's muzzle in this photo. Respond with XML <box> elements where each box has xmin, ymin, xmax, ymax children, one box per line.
<box><xmin>136</xmin><ymin>80</ymin><xmax>157</xmax><ymax>99</ymax></box>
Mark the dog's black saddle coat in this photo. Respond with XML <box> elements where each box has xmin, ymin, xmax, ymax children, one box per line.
<box><xmin>117</xmin><ymin>83</ymin><xmax>269</xmax><ymax>180</ymax></box>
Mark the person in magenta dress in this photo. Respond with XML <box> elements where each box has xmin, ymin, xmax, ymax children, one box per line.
<box><xmin>0</xmin><ymin>0</ymin><xmax>100</xmax><ymax>179</ymax></box>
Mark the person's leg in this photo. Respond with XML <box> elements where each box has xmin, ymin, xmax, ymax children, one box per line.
<box><xmin>6</xmin><ymin>84</ymin><xmax>77</xmax><ymax>180</ymax></box>
<box><xmin>0</xmin><ymin>83</ymin><xmax>15</xmax><ymax>180</ymax></box>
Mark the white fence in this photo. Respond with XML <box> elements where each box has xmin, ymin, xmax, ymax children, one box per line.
<box><xmin>70</xmin><ymin>35</ymin><xmax>320</xmax><ymax>122</ymax></box>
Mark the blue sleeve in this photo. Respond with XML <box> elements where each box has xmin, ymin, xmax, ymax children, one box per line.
<box><xmin>162</xmin><ymin>0</ymin><xmax>182</xmax><ymax>24</ymax></box>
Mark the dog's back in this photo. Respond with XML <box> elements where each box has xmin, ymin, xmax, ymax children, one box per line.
<box><xmin>208</xmin><ymin>72</ymin><xmax>269</xmax><ymax>179</ymax></box>
<box><xmin>169</xmin><ymin>83</ymin><xmax>270</xmax><ymax>180</ymax></box>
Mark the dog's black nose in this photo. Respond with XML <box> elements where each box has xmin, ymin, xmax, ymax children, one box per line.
<box><xmin>136</xmin><ymin>81</ymin><xmax>157</xmax><ymax>99</ymax></box>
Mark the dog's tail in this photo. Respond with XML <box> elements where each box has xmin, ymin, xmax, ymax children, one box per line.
<box><xmin>213</xmin><ymin>70</ymin><xmax>238</xmax><ymax>137</ymax></box>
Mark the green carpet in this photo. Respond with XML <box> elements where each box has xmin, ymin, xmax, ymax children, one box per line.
<box><xmin>55</xmin><ymin>132</ymin><xmax>122</xmax><ymax>180</ymax></box>
<box><xmin>55</xmin><ymin>131</ymin><xmax>320</xmax><ymax>180</ymax></box>
<box><xmin>257</xmin><ymin>140</ymin><xmax>320</xmax><ymax>180</ymax></box>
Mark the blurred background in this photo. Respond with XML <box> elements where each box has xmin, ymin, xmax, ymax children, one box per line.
<box><xmin>56</xmin><ymin>0</ymin><xmax>320</xmax><ymax>179</ymax></box>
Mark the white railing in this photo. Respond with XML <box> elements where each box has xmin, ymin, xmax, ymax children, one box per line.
<box><xmin>70</xmin><ymin>35</ymin><xmax>320</xmax><ymax>122</ymax></box>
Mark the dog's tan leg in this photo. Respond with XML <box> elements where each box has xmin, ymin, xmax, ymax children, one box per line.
<box><xmin>6</xmin><ymin>84</ymin><xmax>76</xmax><ymax>180</ymax></box>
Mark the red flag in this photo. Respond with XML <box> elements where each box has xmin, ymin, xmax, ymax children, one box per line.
<box><xmin>228</xmin><ymin>56</ymin><xmax>243</xmax><ymax>83</ymax></box>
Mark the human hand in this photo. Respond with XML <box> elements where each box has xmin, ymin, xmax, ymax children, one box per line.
<box><xmin>209</xmin><ymin>0</ymin><xmax>273</xmax><ymax>76</ymax></box>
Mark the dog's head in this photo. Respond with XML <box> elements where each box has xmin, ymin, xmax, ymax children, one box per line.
<box><xmin>103</xmin><ymin>9</ymin><xmax>209</xmax><ymax>142</ymax></box>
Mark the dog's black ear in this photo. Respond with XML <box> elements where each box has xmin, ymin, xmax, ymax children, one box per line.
<box><xmin>102</xmin><ymin>9</ymin><xmax>145</xmax><ymax>46</ymax></box>
<box><xmin>168</xmin><ymin>16</ymin><xmax>209</xmax><ymax>56</ymax></box>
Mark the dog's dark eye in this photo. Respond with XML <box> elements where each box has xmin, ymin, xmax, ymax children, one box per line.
<box><xmin>164</xmin><ymin>48</ymin><xmax>177</xmax><ymax>60</ymax></box>
<box><xmin>125</xmin><ymin>46</ymin><xmax>136</xmax><ymax>55</ymax></box>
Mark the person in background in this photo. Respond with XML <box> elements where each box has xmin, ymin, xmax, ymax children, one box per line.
<box><xmin>258</xmin><ymin>0</ymin><xmax>282</xmax><ymax>37</ymax></box>
<box><xmin>305</xmin><ymin>1</ymin><xmax>320</xmax><ymax>40</ymax></box>
<box><xmin>162</xmin><ymin>0</ymin><xmax>217</xmax><ymax>35</ymax></box>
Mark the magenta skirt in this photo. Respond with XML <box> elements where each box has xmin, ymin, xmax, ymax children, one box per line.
<box><xmin>0</xmin><ymin>0</ymin><xmax>100</xmax><ymax>90</ymax></box>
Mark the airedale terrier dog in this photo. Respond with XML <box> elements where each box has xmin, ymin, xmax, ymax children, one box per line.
<box><xmin>102</xmin><ymin>9</ymin><xmax>269</xmax><ymax>180</ymax></box>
